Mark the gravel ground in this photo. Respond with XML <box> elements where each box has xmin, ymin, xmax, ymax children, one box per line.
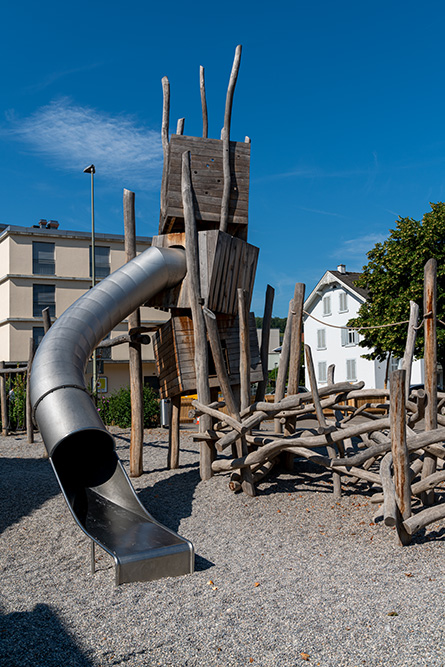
<box><xmin>0</xmin><ymin>426</ymin><xmax>444</xmax><ymax>667</ymax></box>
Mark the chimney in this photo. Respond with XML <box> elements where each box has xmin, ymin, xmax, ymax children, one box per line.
<box><xmin>47</xmin><ymin>220</ymin><xmax>59</xmax><ymax>229</ymax></box>
<box><xmin>38</xmin><ymin>219</ymin><xmax>47</xmax><ymax>228</ymax></box>
<box><xmin>337</xmin><ymin>264</ymin><xmax>346</xmax><ymax>274</ymax></box>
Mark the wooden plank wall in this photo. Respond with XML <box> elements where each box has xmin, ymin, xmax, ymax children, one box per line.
<box><xmin>153</xmin><ymin>311</ymin><xmax>263</xmax><ymax>398</ymax></box>
<box><xmin>159</xmin><ymin>135</ymin><xmax>250</xmax><ymax>236</ymax></box>
<box><xmin>148</xmin><ymin>230</ymin><xmax>258</xmax><ymax>315</ymax></box>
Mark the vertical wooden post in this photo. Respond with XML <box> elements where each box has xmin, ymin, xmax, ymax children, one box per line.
<box><xmin>168</xmin><ymin>394</ymin><xmax>181</xmax><ymax>469</ymax></box>
<box><xmin>123</xmin><ymin>189</ymin><xmax>144</xmax><ymax>478</ymax></box>
<box><xmin>390</xmin><ymin>369</ymin><xmax>411</xmax><ymax>545</ymax></box>
<box><xmin>220</xmin><ymin>45</ymin><xmax>242</xmax><ymax>233</ymax></box>
<box><xmin>203</xmin><ymin>307</ymin><xmax>255</xmax><ymax>496</ymax></box>
<box><xmin>238</xmin><ymin>288</ymin><xmax>251</xmax><ymax>412</ymax></box>
<box><xmin>200</xmin><ymin>65</ymin><xmax>208</xmax><ymax>139</ymax></box>
<box><xmin>0</xmin><ymin>362</ymin><xmax>8</xmax><ymax>436</ymax></box>
<box><xmin>42</xmin><ymin>307</ymin><xmax>52</xmax><ymax>333</ymax></box>
<box><xmin>26</xmin><ymin>338</ymin><xmax>36</xmax><ymax>444</ymax></box>
<box><xmin>401</xmin><ymin>300</ymin><xmax>419</xmax><ymax>399</ymax></box>
<box><xmin>255</xmin><ymin>284</ymin><xmax>274</xmax><ymax>402</ymax></box>
<box><xmin>274</xmin><ymin>299</ymin><xmax>294</xmax><ymax>433</ymax></box>
<box><xmin>182</xmin><ymin>151</ymin><xmax>214</xmax><ymax>480</ymax></box>
<box><xmin>422</xmin><ymin>258</ymin><xmax>437</xmax><ymax>505</ymax></box>
<box><xmin>176</xmin><ymin>118</ymin><xmax>185</xmax><ymax>135</ymax></box>
<box><xmin>284</xmin><ymin>283</ymin><xmax>305</xmax><ymax>470</ymax></box>
<box><xmin>160</xmin><ymin>76</ymin><xmax>170</xmax><ymax>221</ymax></box>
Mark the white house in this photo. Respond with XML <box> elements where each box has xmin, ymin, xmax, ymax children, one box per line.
<box><xmin>303</xmin><ymin>264</ymin><xmax>424</xmax><ymax>389</ymax></box>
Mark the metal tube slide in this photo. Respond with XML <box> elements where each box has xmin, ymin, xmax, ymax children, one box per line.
<box><xmin>30</xmin><ymin>246</ymin><xmax>194</xmax><ymax>584</ymax></box>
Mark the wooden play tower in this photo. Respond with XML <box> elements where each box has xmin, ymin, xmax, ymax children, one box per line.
<box><xmin>147</xmin><ymin>46</ymin><xmax>264</xmax><ymax>494</ymax></box>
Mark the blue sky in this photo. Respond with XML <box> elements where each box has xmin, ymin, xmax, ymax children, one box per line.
<box><xmin>2</xmin><ymin>1</ymin><xmax>445</xmax><ymax>316</ymax></box>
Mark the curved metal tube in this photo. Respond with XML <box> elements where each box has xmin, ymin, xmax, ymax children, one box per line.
<box><xmin>30</xmin><ymin>245</ymin><xmax>186</xmax><ymax>459</ymax></box>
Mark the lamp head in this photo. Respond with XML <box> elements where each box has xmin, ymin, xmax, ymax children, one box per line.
<box><xmin>83</xmin><ymin>164</ymin><xmax>95</xmax><ymax>174</ymax></box>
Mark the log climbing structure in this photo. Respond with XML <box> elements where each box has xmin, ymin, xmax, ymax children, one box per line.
<box><xmin>147</xmin><ymin>47</ymin><xmax>445</xmax><ymax>544</ymax></box>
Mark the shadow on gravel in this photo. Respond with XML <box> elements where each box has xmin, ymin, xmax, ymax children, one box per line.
<box><xmin>137</xmin><ymin>467</ymin><xmax>201</xmax><ymax>534</ymax></box>
<box><xmin>0</xmin><ymin>458</ymin><xmax>59</xmax><ymax>535</ymax></box>
<box><xmin>0</xmin><ymin>603</ymin><xmax>93</xmax><ymax>666</ymax></box>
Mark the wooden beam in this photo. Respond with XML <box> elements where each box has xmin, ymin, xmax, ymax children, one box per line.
<box><xmin>0</xmin><ymin>362</ymin><xmax>8</xmax><ymax>436</ymax></box>
<box><xmin>220</xmin><ymin>45</ymin><xmax>242</xmax><ymax>233</ymax></box>
<box><xmin>200</xmin><ymin>65</ymin><xmax>208</xmax><ymax>139</ymax></box>
<box><xmin>26</xmin><ymin>338</ymin><xmax>35</xmax><ymax>444</ymax></box>
<box><xmin>124</xmin><ymin>188</ymin><xmax>144</xmax><ymax>478</ymax></box>
<box><xmin>182</xmin><ymin>150</ymin><xmax>214</xmax><ymax>480</ymax></box>
<box><xmin>422</xmin><ymin>258</ymin><xmax>437</xmax><ymax>505</ymax></box>
<box><xmin>255</xmin><ymin>284</ymin><xmax>274</xmax><ymax>402</ymax></box>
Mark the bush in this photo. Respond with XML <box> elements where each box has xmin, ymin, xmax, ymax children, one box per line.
<box><xmin>3</xmin><ymin>373</ymin><xmax>27</xmax><ymax>431</ymax></box>
<box><xmin>96</xmin><ymin>385</ymin><xmax>160</xmax><ymax>429</ymax></box>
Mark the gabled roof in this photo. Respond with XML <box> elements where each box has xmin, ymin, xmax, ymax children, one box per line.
<box><xmin>304</xmin><ymin>269</ymin><xmax>368</xmax><ymax>312</ymax></box>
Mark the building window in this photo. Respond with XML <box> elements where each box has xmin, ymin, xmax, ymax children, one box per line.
<box><xmin>33</xmin><ymin>242</ymin><xmax>55</xmax><ymax>275</ymax></box>
<box><xmin>339</xmin><ymin>292</ymin><xmax>348</xmax><ymax>313</ymax></box>
<box><xmin>33</xmin><ymin>284</ymin><xmax>55</xmax><ymax>318</ymax></box>
<box><xmin>317</xmin><ymin>329</ymin><xmax>326</xmax><ymax>350</ymax></box>
<box><xmin>318</xmin><ymin>361</ymin><xmax>327</xmax><ymax>383</ymax></box>
<box><xmin>389</xmin><ymin>355</ymin><xmax>400</xmax><ymax>374</ymax></box>
<box><xmin>89</xmin><ymin>246</ymin><xmax>110</xmax><ymax>279</ymax></box>
<box><xmin>346</xmin><ymin>359</ymin><xmax>357</xmax><ymax>381</ymax></box>
<box><xmin>341</xmin><ymin>328</ymin><xmax>359</xmax><ymax>347</ymax></box>
<box><xmin>32</xmin><ymin>327</ymin><xmax>45</xmax><ymax>348</ymax></box>
<box><xmin>322</xmin><ymin>295</ymin><xmax>331</xmax><ymax>316</ymax></box>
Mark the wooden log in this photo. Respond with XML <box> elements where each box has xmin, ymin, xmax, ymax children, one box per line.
<box><xmin>379</xmin><ymin>452</ymin><xmax>397</xmax><ymax>526</ymax></box>
<box><xmin>422</xmin><ymin>258</ymin><xmax>438</xmax><ymax>505</ymax></box>
<box><xmin>200</xmin><ymin>65</ymin><xmax>208</xmax><ymax>139</ymax></box>
<box><xmin>403</xmin><ymin>503</ymin><xmax>445</xmax><ymax>535</ymax></box>
<box><xmin>0</xmin><ymin>367</ymin><xmax>27</xmax><ymax>376</ymax></box>
<box><xmin>160</xmin><ymin>76</ymin><xmax>170</xmax><ymax>220</ymax></box>
<box><xmin>192</xmin><ymin>399</ymin><xmax>243</xmax><ymax>432</ymax></box>
<box><xmin>390</xmin><ymin>370</ymin><xmax>411</xmax><ymax>538</ymax></box>
<box><xmin>176</xmin><ymin>118</ymin><xmax>185</xmax><ymax>135</ymax></box>
<box><xmin>96</xmin><ymin>333</ymin><xmax>150</xmax><ymax>348</ymax></box>
<box><xmin>168</xmin><ymin>395</ymin><xmax>181</xmax><ymax>469</ymax></box>
<box><xmin>42</xmin><ymin>307</ymin><xmax>52</xmax><ymax>333</ymax></box>
<box><xmin>401</xmin><ymin>301</ymin><xmax>419</xmax><ymax>397</ymax></box>
<box><xmin>124</xmin><ymin>189</ymin><xmax>144</xmax><ymax>478</ymax></box>
<box><xmin>304</xmin><ymin>344</ymin><xmax>333</xmax><ymax>435</ymax></box>
<box><xmin>327</xmin><ymin>364</ymin><xmax>335</xmax><ymax>385</ymax></box>
<box><xmin>0</xmin><ymin>362</ymin><xmax>8</xmax><ymax>436</ymax></box>
<box><xmin>255</xmin><ymin>284</ymin><xmax>275</xmax><ymax>402</ymax></box>
<box><xmin>238</xmin><ymin>289</ymin><xmax>251</xmax><ymax>412</ymax></box>
<box><xmin>220</xmin><ymin>45</ymin><xmax>242</xmax><ymax>233</ymax></box>
<box><xmin>334</xmin><ymin>425</ymin><xmax>445</xmax><ymax>469</ymax></box>
<box><xmin>203</xmin><ymin>306</ymin><xmax>255</xmax><ymax>495</ymax></box>
<box><xmin>407</xmin><ymin>389</ymin><xmax>426</xmax><ymax>427</ymax></box>
<box><xmin>287</xmin><ymin>284</ymin><xmax>305</xmax><ymax>395</ymax></box>
<box><xmin>26</xmin><ymin>338</ymin><xmax>35</xmax><ymax>444</ymax></box>
<box><xmin>182</xmin><ymin>150</ymin><xmax>214</xmax><ymax>480</ymax></box>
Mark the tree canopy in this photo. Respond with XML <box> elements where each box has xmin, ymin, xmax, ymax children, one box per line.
<box><xmin>255</xmin><ymin>316</ymin><xmax>287</xmax><ymax>333</ymax></box>
<box><xmin>349</xmin><ymin>202</ymin><xmax>445</xmax><ymax>366</ymax></box>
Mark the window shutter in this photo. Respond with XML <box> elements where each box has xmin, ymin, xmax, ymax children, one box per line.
<box><xmin>339</xmin><ymin>292</ymin><xmax>348</xmax><ymax>312</ymax></box>
<box><xmin>346</xmin><ymin>359</ymin><xmax>357</xmax><ymax>381</ymax></box>
<box><xmin>323</xmin><ymin>295</ymin><xmax>331</xmax><ymax>316</ymax></box>
<box><xmin>318</xmin><ymin>361</ymin><xmax>327</xmax><ymax>383</ymax></box>
<box><xmin>341</xmin><ymin>328</ymin><xmax>348</xmax><ymax>346</ymax></box>
<box><xmin>317</xmin><ymin>329</ymin><xmax>326</xmax><ymax>349</ymax></box>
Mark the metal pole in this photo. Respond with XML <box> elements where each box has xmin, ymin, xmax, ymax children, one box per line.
<box><xmin>84</xmin><ymin>164</ymin><xmax>97</xmax><ymax>398</ymax></box>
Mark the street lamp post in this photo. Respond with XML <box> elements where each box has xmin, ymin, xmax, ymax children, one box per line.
<box><xmin>83</xmin><ymin>164</ymin><xmax>97</xmax><ymax>397</ymax></box>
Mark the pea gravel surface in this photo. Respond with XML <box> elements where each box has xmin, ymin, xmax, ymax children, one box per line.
<box><xmin>0</xmin><ymin>427</ymin><xmax>444</xmax><ymax>667</ymax></box>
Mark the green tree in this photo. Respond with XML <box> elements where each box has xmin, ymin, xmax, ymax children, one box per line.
<box><xmin>349</xmin><ymin>202</ymin><xmax>445</xmax><ymax>370</ymax></box>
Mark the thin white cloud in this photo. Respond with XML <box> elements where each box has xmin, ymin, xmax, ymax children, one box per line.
<box><xmin>6</xmin><ymin>98</ymin><xmax>163</xmax><ymax>188</ymax></box>
<box><xmin>298</xmin><ymin>206</ymin><xmax>347</xmax><ymax>219</ymax></box>
<box><xmin>338</xmin><ymin>233</ymin><xmax>386</xmax><ymax>258</ymax></box>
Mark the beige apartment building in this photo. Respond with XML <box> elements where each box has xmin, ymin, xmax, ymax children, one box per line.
<box><xmin>0</xmin><ymin>220</ymin><xmax>169</xmax><ymax>394</ymax></box>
